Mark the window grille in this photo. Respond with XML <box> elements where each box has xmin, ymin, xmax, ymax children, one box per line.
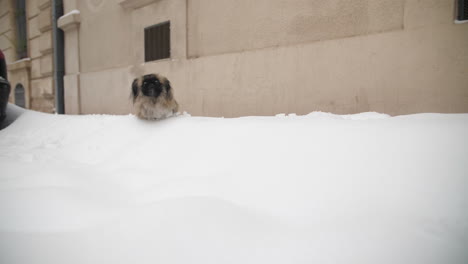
<box><xmin>144</xmin><ymin>21</ymin><xmax>170</xmax><ymax>62</ymax></box>
<box><xmin>457</xmin><ymin>0</ymin><xmax>468</xmax><ymax>21</ymax></box>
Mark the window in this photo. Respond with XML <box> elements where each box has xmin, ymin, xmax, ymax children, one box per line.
<box><xmin>14</xmin><ymin>83</ymin><xmax>25</xmax><ymax>108</ymax></box>
<box><xmin>457</xmin><ymin>0</ymin><xmax>468</xmax><ymax>21</ymax></box>
<box><xmin>144</xmin><ymin>21</ymin><xmax>170</xmax><ymax>62</ymax></box>
<box><xmin>15</xmin><ymin>0</ymin><xmax>28</xmax><ymax>59</ymax></box>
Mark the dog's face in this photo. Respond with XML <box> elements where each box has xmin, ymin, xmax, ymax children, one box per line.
<box><xmin>132</xmin><ymin>74</ymin><xmax>171</xmax><ymax>101</ymax></box>
<box><xmin>131</xmin><ymin>73</ymin><xmax>179</xmax><ymax>120</ymax></box>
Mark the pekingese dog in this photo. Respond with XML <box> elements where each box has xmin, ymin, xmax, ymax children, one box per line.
<box><xmin>131</xmin><ymin>73</ymin><xmax>179</xmax><ymax>120</ymax></box>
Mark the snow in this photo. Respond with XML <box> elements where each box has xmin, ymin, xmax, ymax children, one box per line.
<box><xmin>59</xmin><ymin>9</ymin><xmax>80</xmax><ymax>21</ymax></box>
<box><xmin>0</xmin><ymin>103</ymin><xmax>26</xmax><ymax>129</ymax></box>
<box><xmin>0</xmin><ymin>106</ymin><xmax>467</xmax><ymax>264</ymax></box>
<box><xmin>8</xmin><ymin>57</ymin><xmax>31</xmax><ymax>65</ymax></box>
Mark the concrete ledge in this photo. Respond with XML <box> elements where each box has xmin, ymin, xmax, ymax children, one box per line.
<box><xmin>58</xmin><ymin>12</ymin><xmax>81</xmax><ymax>32</ymax></box>
<box><xmin>8</xmin><ymin>59</ymin><xmax>31</xmax><ymax>71</ymax></box>
<box><xmin>119</xmin><ymin>0</ymin><xmax>161</xmax><ymax>10</ymax></box>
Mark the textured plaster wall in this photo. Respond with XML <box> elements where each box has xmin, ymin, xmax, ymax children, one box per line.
<box><xmin>187</xmin><ymin>0</ymin><xmax>405</xmax><ymax>58</ymax></box>
<box><xmin>78</xmin><ymin>0</ymin><xmax>133</xmax><ymax>73</ymax></box>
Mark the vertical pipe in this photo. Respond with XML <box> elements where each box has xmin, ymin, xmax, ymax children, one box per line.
<box><xmin>52</xmin><ymin>0</ymin><xmax>65</xmax><ymax>114</ymax></box>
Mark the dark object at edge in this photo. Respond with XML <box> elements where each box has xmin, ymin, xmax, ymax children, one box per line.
<box><xmin>0</xmin><ymin>49</ymin><xmax>6</xmax><ymax>80</ymax></box>
<box><xmin>0</xmin><ymin>50</ymin><xmax>11</xmax><ymax>126</ymax></box>
<box><xmin>53</xmin><ymin>0</ymin><xmax>65</xmax><ymax>114</ymax></box>
<box><xmin>0</xmin><ymin>77</ymin><xmax>11</xmax><ymax>126</ymax></box>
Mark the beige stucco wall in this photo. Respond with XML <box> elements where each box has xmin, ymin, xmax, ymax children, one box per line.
<box><xmin>187</xmin><ymin>0</ymin><xmax>405</xmax><ymax>58</ymax></box>
<box><xmin>66</xmin><ymin>0</ymin><xmax>468</xmax><ymax>117</ymax></box>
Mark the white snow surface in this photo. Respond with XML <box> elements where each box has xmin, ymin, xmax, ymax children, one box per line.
<box><xmin>0</xmin><ymin>104</ymin><xmax>26</xmax><ymax>129</ymax></box>
<box><xmin>7</xmin><ymin>57</ymin><xmax>32</xmax><ymax>66</ymax></box>
<box><xmin>0</xmin><ymin>108</ymin><xmax>467</xmax><ymax>264</ymax></box>
<box><xmin>59</xmin><ymin>9</ymin><xmax>80</xmax><ymax>20</ymax></box>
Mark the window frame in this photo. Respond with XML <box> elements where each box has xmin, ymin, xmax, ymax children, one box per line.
<box><xmin>455</xmin><ymin>0</ymin><xmax>468</xmax><ymax>23</ymax></box>
<box><xmin>144</xmin><ymin>21</ymin><xmax>171</xmax><ymax>62</ymax></box>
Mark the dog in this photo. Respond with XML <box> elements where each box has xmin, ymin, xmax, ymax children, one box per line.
<box><xmin>131</xmin><ymin>74</ymin><xmax>179</xmax><ymax>120</ymax></box>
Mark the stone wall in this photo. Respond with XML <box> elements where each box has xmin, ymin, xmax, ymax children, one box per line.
<box><xmin>0</xmin><ymin>0</ymin><xmax>55</xmax><ymax>113</ymax></box>
<box><xmin>29</xmin><ymin>0</ymin><xmax>55</xmax><ymax>112</ymax></box>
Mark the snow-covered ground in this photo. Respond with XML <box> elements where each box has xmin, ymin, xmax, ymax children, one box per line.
<box><xmin>0</xmin><ymin>104</ymin><xmax>467</xmax><ymax>264</ymax></box>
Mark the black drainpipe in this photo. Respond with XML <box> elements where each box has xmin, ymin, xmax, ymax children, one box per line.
<box><xmin>52</xmin><ymin>0</ymin><xmax>64</xmax><ymax>114</ymax></box>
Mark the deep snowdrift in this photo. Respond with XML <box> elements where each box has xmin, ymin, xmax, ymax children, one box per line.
<box><xmin>0</xmin><ymin>105</ymin><xmax>467</xmax><ymax>264</ymax></box>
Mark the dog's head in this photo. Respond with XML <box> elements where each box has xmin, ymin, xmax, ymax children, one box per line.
<box><xmin>132</xmin><ymin>74</ymin><xmax>172</xmax><ymax>101</ymax></box>
<box><xmin>131</xmin><ymin>74</ymin><xmax>173</xmax><ymax>102</ymax></box>
<box><xmin>131</xmin><ymin>73</ymin><xmax>179</xmax><ymax>120</ymax></box>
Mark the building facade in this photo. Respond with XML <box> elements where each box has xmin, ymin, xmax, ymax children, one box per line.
<box><xmin>2</xmin><ymin>0</ymin><xmax>468</xmax><ymax>116</ymax></box>
<box><xmin>1</xmin><ymin>0</ymin><xmax>56</xmax><ymax>112</ymax></box>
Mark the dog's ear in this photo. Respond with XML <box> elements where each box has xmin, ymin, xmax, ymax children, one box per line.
<box><xmin>131</xmin><ymin>78</ymin><xmax>139</xmax><ymax>102</ymax></box>
<box><xmin>164</xmin><ymin>79</ymin><xmax>174</xmax><ymax>99</ymax></box>
<box><xmin>164</xmin><ymin>79</ymin><xmax>172</xmax><ymax>92</ymax></box>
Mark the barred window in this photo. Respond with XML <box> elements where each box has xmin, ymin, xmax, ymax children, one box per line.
<box><xmin>144</xmin><ymin>21</ymin><xmax>170</xmax><ymax>62</ymax></box>
<box><xmin>457</xmin><ymin>0</ymin><xmax>468</xmax><ymax>21</ymax></box>
<box><xmin>15</xmin><ymin>0</ymin><xmax>28</xmax><ymax>59</ymax></box>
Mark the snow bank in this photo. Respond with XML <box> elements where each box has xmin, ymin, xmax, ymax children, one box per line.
<box><xmin>0</xmin><ymin>109</ymin><xmax>467</xmax><ymax>264</ymax></box>
<box><xmin>59</xmin><ymin>9</ymin><xmax>80</xmax><ymax>21</ymax></box>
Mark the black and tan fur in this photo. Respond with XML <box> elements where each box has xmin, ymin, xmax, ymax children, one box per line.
<box><xmin>131</xmin><ymin>74</ymin><xmax>179</xmax><ymax>120</ymax></box>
